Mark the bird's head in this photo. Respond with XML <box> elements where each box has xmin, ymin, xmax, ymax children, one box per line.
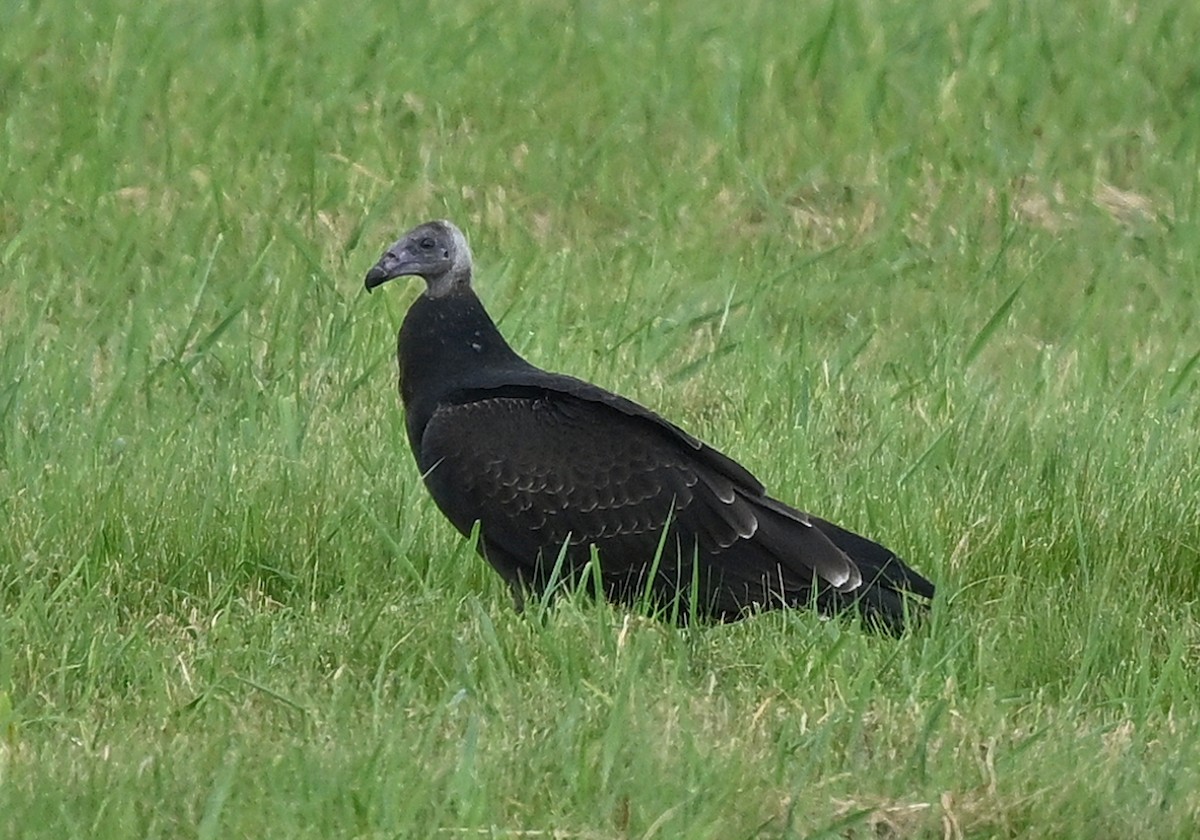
<box><xmin>364</xmin><ymin>219</ymin><xmax>473</xmax><ymax>297</ymax></box>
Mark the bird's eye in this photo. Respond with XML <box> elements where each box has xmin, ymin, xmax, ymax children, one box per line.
<box><xmin>419</xmin><ymin>237</ymin><xmax>435</xmax><ymax>249</ymax></box>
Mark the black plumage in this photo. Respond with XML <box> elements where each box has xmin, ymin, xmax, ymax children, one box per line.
<box><xmin>365</xmin><ymin>220</ymin><xmax>935</xmax><ymax>632</ymax></box>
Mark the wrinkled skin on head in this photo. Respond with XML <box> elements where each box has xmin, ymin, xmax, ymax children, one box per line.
<box><xmin>364</xmin><ymin>219</ymin><xmax>474</xmax><ymax>297</ymax></box>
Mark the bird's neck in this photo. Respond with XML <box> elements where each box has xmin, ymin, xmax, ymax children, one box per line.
<box><xmin>396</xmin><ymin>289</ymin><xmax>527</xmax><ymax>449</ymax></box>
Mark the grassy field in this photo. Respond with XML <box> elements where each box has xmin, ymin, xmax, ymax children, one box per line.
<box><xmin>3</xmin><ymin>0</ymin><xmax>1200</xmax><ymax>836</ymax></box>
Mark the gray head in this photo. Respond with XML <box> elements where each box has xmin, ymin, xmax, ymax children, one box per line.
<box><xmin>364</xmin><ymin>219</ymin><xmax>474</xmax><ymax>297</ymax></box>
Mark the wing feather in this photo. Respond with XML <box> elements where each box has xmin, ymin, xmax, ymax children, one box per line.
<box><xmin>417</xmin><ymin>390</ymin><xmax>866</xmax><ymax>619</ymax></box>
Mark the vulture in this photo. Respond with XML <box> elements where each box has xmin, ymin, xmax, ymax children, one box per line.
<box><xmin>365</xmin><ymin>220</ymin><xmax>935</xmax><ymax>633</ymax></box>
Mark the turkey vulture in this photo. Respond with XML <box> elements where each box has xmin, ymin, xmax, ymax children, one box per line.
<box><xmin>365</xmin><ymin>220</ymin><xmax>934</xmax><ymax>632</ymax></box>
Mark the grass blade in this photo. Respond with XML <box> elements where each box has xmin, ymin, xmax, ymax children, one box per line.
<box><xmin>963</xmin><ymin>280</ymin><xmax>1024</xmax><ymax>366</ymax></box>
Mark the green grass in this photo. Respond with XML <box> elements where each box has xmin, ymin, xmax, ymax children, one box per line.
<box><xmin>3</xmin><ymin>0</ymin><xmax>1200</xmax><ymax>836</ymax></box>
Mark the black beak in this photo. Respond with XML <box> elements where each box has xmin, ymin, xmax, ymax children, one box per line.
<box><xmin>364</xmin><ymin>264</ymin><xmax>391</xmax><ymax>292</ymax></box>
<box><xmin>364</xmin><ymin>252</ymin><xmax>408</xmax><ymax>292</ymax></box>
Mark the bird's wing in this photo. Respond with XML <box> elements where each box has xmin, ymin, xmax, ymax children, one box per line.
<box><xmin>417</xmin><ymin>385</ymin><xmax>863</xmax><ymax>613</ymax></box>
<box><xmin>451</xmin><ymin>367</ymin><xmax>769</xmax><ymax>492</ymax></box>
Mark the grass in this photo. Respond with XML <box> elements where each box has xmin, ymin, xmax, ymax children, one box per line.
<box><xmin>2</xmin><ymin>0</ymin><xmax>1200</xmax><ymax>836</ymax></box>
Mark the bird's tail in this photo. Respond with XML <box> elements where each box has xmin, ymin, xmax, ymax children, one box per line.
<box><xmin>809</xmin><ymin>515</ymin><xmax>935</xmax><ymax>634</ymax></box>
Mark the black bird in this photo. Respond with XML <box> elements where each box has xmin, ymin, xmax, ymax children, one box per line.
<box><xmin>365</xmin><ymin>220</ymin><xmax>934</xmax><ymax>632</ymax></box>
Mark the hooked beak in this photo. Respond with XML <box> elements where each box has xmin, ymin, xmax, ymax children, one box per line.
<box><xmin>364</xmin><ymin>252</ymin><xmax>412</xmax><ymax>292</ymax></box>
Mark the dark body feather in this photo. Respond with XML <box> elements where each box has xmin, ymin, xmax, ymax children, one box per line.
<box><xmin>368</xmin><ymin>221</ymin><xmax>934</xmax><ymax>632</ymax></box>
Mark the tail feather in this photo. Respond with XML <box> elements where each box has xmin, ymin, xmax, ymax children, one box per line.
<box><xmin>808</xmin><ymin>515</ymin><xmax>935</xmax><ymax>633</ymax></box>
<box><xmin>810</xmin><ymin>515</ymin><xmax>935</xmax><ymax>597</ymax></box>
